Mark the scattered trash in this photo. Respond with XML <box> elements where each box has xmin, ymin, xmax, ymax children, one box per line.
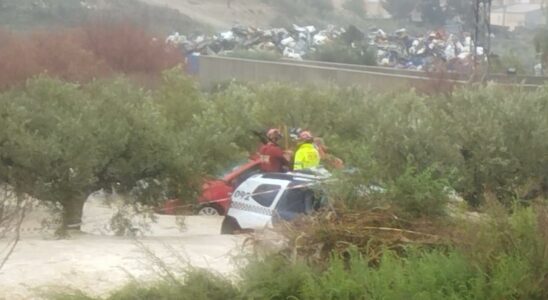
<box><xmin>534</xmin><ymin>63</ymin><xmax>543</xmax><ymax>76</ymax></box>
<box><xmin>166</xmin><ymin>24</ymin><xmax>487</xmax><ymax>72</ymax></box>
<box><xmin>166</xmin><ymin>24</ymin><xmax>342</xmax><ymax>61</ymax></box>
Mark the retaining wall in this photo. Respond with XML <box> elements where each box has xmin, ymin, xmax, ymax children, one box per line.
<box><xmin>198</xmin><ymin>56</ymin><xmax>542</xmax><ymax>91</ymax></box>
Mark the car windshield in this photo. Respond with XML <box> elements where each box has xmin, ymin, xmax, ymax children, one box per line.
<box><xmin>215</xmin><ymin>159</ymin><xmax>250</xmax><ymax>178</ymax></box>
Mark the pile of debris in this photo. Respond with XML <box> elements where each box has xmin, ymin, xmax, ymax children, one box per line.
<box><xmin>166</xmin><ymin>25</ymin><xmax>484</xmax><ymax>72</ymax></box>
<box><xmin>166</xmin><ymin>24</ymin><xmax>345</xmax><ymax>61</ymax></box>
<box><xmin>369</xmin><ymin>28</ymin><xmax>481</xmax><ymax>72</ymax></box>
<box><xmin>275</xmin><ymin>208</ymin><xmax>454</xmax><ymax>264</ymax></box>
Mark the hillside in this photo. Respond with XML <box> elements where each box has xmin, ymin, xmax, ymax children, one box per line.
<box><xmin>140</xmin><ymin>0</ymin><xmax>279</xmax><ymax>30</ymax></box>
<box><xmin>139</xmin><ymin>0</ymin><xmax>396</xmax><ymax>32</ymax></box>
<box><xmin>0</xmin><ymin>0</ymin><xmax>379</xmax><ymax>33</ymax></box>
<box><xmin>0</xmin><ymin>0</ymin><xmax>207</xmax><ymax>33</ymax></box>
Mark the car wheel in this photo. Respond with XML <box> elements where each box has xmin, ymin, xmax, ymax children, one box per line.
<box><xmin>197</xmin><ymin>205</ymin><xmax>222</xmax><ymax>216</ymax></box>
<box><xmin>220</xmin><ymin>216</ymin><xmax>240</xmax><ymax>235</ymax></box>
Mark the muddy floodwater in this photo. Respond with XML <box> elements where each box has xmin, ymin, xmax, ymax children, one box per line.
<box><xmin>0</xmin><ymin>214</ymin><xmax>244</xmax><ymax>299</ymax></box>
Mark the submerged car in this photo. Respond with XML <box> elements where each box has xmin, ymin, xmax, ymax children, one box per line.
<box><xmin>161</xmin><ymin>158</ymin><xmax>261</xmax><ymax>216</ymax></box>
<box><xmin>221</xmin><ymin>170</ymin><xmax>330</xmax><ymax>234</ymax></box>
<box><xmin>197</xmin><ymin>158</ymin><xmax>262</xmax><ymax>215</ymax></box>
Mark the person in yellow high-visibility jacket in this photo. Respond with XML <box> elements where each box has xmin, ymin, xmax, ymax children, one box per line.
<box><xmin>293</xmin><ymin>131</ymin><xmax>320</xmax><ymax>171</ymax></box>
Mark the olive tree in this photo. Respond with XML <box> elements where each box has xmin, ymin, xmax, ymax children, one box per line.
<box><xmin>0</xmin><ymin>71</ymin><xmax>244</xmax><ymax>230</ymax></box>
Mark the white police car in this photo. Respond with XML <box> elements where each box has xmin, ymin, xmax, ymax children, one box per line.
<box><xmin>220</xmin><ymin>169</ymin><xmax>330</xmax><ymax>234</ymax></box>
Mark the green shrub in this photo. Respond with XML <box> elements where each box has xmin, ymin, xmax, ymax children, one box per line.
<box><xmin>238</xmin><ymin>256</ymin><xmax>312</xmax><ymax>300</ymax></box>
<box><xmin>108</xmin><ymin>269</ymin><xmax>238</xmax><ymax>300</ymax></box>
<box><xmin>238</xmin><ymin>228</ymin><xmax>547</xmax><ymax>299</ymax></box>
<box><xmin>300</xmin><ymin>249</ymin><xmax>479</xmax><ymax>300</ymax></box>
<box><xmin>387</xmin><ymin>166</ymin><xmax>449</xmax><ymax>218</ymax></box>
<box><xmin>322</xmin><ymin>142</ymin><xmax>386</xmax><ymax>210</ymax></box>
<box><xmin>458</xmin><ymin>203</ymin><xmax>548</xmax><ymax>299</ymax></box>
<box><xmin>441</xmin><ymin>87</ymin><xmax>548</xmax><ymax>205</ymax></box>
<box><xmin>308</xmin><ymin>42</ymin><xmax>377</xmax><ymax>66</ymax></box>
<box><xmin>489</xmin><ymin>51</ymin><xmax>527</xmax><ymax>74</ymax></box>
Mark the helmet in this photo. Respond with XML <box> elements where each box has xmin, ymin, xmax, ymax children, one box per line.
<box><xmin>289</xmin><ymin>127</ymin><xmax>301</xmax><ymax>140</ymax></box>
<box><xmin>267</xmin><ymin>128</ymin><xmax>282</xmax><ymax>141</ymax></box>
<box><xmin>298</xmin><ymin>130</ymin><xmax>313</xmax><ymax>141</ymax></box>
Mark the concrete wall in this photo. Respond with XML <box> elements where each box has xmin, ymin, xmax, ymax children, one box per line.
<box><xmin>198</xmin><ymin>56</ymin><xmax>463</xmax><ymax>92</ymax></box>
<box><xmin>197</xmin><ymin>56</ymin><xmax>544</xmax><ymax>91</ymax></box>
<box><xmin>282</xmin><ymin>59</ymin><xmax>468</xmax><ymax>81</ymax></box>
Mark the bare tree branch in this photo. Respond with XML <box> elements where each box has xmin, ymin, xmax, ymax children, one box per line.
<box><xmin>0</xmin><ymin>191</ymin><xmax>27</xmax><ymax>271</ymax></box>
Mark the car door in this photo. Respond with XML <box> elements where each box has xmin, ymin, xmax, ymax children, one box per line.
<box><xmin>227</xmin><ymin>176</ymin><xmax>287</xmax><ymax>230</ymax></box>
<box><xmin>274</xmin><ymin>185</ymin><xmax>316</xmax><ymax>221</ymax></box>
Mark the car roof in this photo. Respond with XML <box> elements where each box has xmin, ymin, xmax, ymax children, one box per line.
<box><xmin>254</xmin><ymin>171</ymin><xmax>328</xmax><ymax>183</ymax></box>
<box><xmin>222</xmin><ymin>159</ymin><xmax>260</xmax><ymax>182</ymax></box>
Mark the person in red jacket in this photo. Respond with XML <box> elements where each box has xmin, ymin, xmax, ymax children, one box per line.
<box><xmin>259</xmin><ymin>128</ymin><xmax>290</xmax><ymax>173</ymax></box>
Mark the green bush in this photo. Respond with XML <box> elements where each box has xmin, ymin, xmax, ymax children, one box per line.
<box><xmin>459</xmin><ymin>203</ymin><xmax>548</xmax><ymax>298</ymax></box>
<box><xmin>308</xmin><ymin>42</ymin><xmax>377</xmax><ymax>66</ymax></box>
<box><xmin>489</xmin><ymin>51</ymin><xmax>527</xmax><ymax>75</ymax></box>
<box><xmin>239</xmin><ymin>256</ymin><xmax>312</xmax><ymax>299</ymax></box>
<box><xmin>299</xmin><ymin>249</ymin><xmax>479</xmax><ymax>299</ymax></box>
<box><xmin>387</xmin><ymin>166</ymin><xmax>449</xmax><ymax>218</ymax></box>
<box><xmin>440</xmin><ymin>87</ymin><xmax>548</xmax><ymax>205</ymax></box>
<box><xmin>108</xmin><ymin>269</ymin><xmax>238</xmax><ymax>300</ymax></box>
